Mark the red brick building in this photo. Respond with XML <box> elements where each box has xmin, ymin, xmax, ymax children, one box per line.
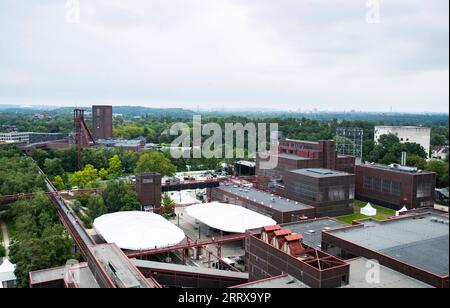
<box><xmin>355</xmin><ymin>163</ymin><xmax>436</xmax><ymax>210</ymax></box>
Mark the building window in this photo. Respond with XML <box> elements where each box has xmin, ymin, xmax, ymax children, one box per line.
<box><xmin>417</xmin><ymin>183</ymin><xmax>432</xmax><ymax>198</ymax></box>
<box><xmin>364</xmin><ymin>176</ymin><xmax>373</xmax><ymax>190</ymax></box>
<box><xmin>328</xmin><ymin>186</ymin><xmax>345</xmax><ymax>201</ymax></box>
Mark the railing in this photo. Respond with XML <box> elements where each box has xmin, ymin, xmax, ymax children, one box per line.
<box><xmin>125</xmin><ymin>233</ymin><xmax>246</xmax><ymax>258</ymax></box>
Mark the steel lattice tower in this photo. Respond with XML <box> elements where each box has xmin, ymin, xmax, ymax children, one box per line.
<box><xmin>336</xmin><ymin>128</ymin><xmax>364</xmax><ymax>160</ymax></box>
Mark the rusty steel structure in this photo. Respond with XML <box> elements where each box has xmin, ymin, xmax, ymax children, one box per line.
<box><xmin>125</xmin><ymin>233</ymin><xmax>245</xmax><ymax>260</ymax></box>
<box><xmin>73</xmin><ymin>109</ymin><xmax>96</xmax><ymax>170</ymax></box>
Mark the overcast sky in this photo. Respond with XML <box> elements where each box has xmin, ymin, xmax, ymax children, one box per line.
<box><xmin>0</xmin><ymin>0</ymin><xmax>448</xmax><ymax>112</ymax></box>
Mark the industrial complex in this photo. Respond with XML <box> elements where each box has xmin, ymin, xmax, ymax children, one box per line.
<box><xmin>0</xmin><ymin>105</ymin><xmax>448</xmax><ymax>289</ymax></box>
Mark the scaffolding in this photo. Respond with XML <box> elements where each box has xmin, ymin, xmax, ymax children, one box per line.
<box><xmin>336</xmin><ymin>128</ymin><xmax>364</xmax><ymax>159</ymax></box>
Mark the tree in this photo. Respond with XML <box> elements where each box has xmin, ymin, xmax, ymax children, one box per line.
<box><xmin>8</xmin><ymin>194</ymin><xmax>75</xmax><ymax>288</ymax></box>
<box><xmin>32</xmin><ymin>149</ymin><xmax>49</xmax><ymax>168</ymax></box>
<box><xmin>406</xmin><ymin>155</ymin><xmax>427</xmax><ymax>170</ymax></box>
<box><xmin>135</xmin><ymin>152</ymin><xmax>176</xmax><ymax>176</ymax></box>
<box><xmin>69</xmin><ymin>164</ymin><xmax>99</xmax><ymax>188</ymax></box>
<box><xmin>99</xmin><ymin>168</ymin><xmax>109</xmax><ymax>180</ymax></box>
<box><xmin>108</xmin><ymin>155</ymin><xmax>122</xmax><ymax>176</ymax></box>
<box><xmin>161</xmin><ymin>193</ymin><xmax>176</xmax><ymax>218</ymax></box>
<box><xmin>0</xmin><ymin>156</ymin><xmax>46</xmax><ymax>195</ymax></box>
<box><xmin>52</xmin><ymin>175</ymin><xmax>65</xmax><ymax>191</ymax></box>
<box><xmin>426</xmin><ymin>160</ymin><xmax>449</xmax><ymax>188</ymax></box>
<box><xmin>102</xmin><ymin>181</ymin><xmax>141</xmax><ymax>213</ymax></box>
<box><xmin>87</xmin><ymin>194</ymin><xmax>107</xmax><ymax>221</ymax></box>
<box><xmin>44</xmin><ymin>158</ymin><xmax>64</xmax><ymax>179</ymax></box>
<box><xmin>0</xmin><ymin>244</ymin><xmax>5</xmax><ymax>258</ymax></box>
<box><xmin>378</xmin><ymin>134</ymin><xmax>400</xmax><ymax>149</ymax></box>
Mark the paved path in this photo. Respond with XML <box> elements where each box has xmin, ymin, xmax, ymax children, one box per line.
<box><xmin>1</xmin><ymin>220</ymin><xmax>10</xmax><ymax>257</ymax></box>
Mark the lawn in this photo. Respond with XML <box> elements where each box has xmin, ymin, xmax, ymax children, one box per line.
<box><xmin>336</xmin><ymin>213</ymin><xmax>386</xmax><ymax>225</ymax></box>
<box><xmin>354</xmin><ymin>200</ymin><xmax>396</xmax><ymax>216</ymax></box>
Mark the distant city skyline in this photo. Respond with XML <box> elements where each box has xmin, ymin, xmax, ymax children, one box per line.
<box><xmin>0</xmin><ymin>0</ymin><xmax>448</xmax><ymax>113</ymax></box>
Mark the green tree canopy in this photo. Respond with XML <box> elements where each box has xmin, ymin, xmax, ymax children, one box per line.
<box><xmin>69</xmin><ymin>164</ymin><xmax>99</xmax><ymax>188</ymax></box>
<box><xmin>52</xmin><ymin>175</ymin><xmax>65</xmax><ymax>191</ymax></box>
<box><xmin>102</xmin><ymin>181</ymin><xmax>141</xmax><ymax>213</ymax></box>
<box><xmin>135</xmin><ymin>152</ymin><xmax>176</xmax><ymax>176</ymax></box>
<box><xmin>426</xmin><ymin>160</ymin><xmax>449</xmax><ymax>188</ymax></box>
<box><xmin>108</xmin><ymin>155</ymin><xmax>123</xmax><ymax>176</ymax></box>
<box><xmin>44</xmin><ymin>158</ymin><xmax>64</xmax><ymax>179</ymax></box>
<box><xmin>8</xmin><ymin>194</ymin><xmax>75</xmax><ymax>288</ymax></box>
<box><xmin>87</xmin><ymin>194</ymin><xmax>108</xmax><ymax>221</ymax></box>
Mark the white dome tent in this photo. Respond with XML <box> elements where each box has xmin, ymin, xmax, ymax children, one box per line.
<box><xmin>360</xmin><ymin>203</ymin><xmax>377</xmax><ymax>217</ymax></box>
<box><xmin>93</xmin><ymin>211</ymin><xmax>186</xmax><ymax>251</ymax></box>
<box><xmin>186</xmin><ymin>202</ymin><xmax>277</xmax><ymax>234</ymax></box>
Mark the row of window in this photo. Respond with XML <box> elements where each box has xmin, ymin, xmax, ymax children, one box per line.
<box><xmin>290</xmin><ymin>184</ymin><xmax>351</xmax><ymax>202</ymax></box>
<box><xmin>363</xmin><ymin>176</ymin><xmax>402</xmax><ymax>196</ymax></box>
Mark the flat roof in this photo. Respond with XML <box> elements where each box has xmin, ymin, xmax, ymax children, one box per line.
<box><xmin>375</xmin><ymin>126</ymin><xmax>431</xmax><ymax>130</ymax></box>
<box><xmin>94</xmin><ymin>212</ymin><xmax>186</xmax><ymax>251</ymax></box>
<box><xmin>186</xmin><ymin>202</ymin><xmax>277</xmax><ymax>233</ymax></box>
<box><xmin>133</xmin><ymin>260</ymin><xmax>249</xmax><ymax>280</ymax></box>
<box><xmin>92</xmin><ymin>244</ymin><xmax>152</xmax><ymax>288</ymax></box>
<box><xmin>283</xmin><ymin>138</ymin><xmax>319</xmax><ymax>145</ymax></box>
<box><xmin>358</xmin><ymin>163</ymin><xmax>435</xmax><ymax>175</ymax></box>
<box><xmin>236</xmin><ymin>275</ymin><xmax>309</xmax><ymax>289</ymax></box>
<box><xmin>327</xmin><ymin>214</ymin><xmax>449</xmax><ymax>277</ymax></box>
<box><xmin>344</xmin><ymin>258</ymin><xmax>433</xmax><ymax>288</ymax></box>
<box><xmin>290</xmin><ymin>168</ymin><xmax>352</xmax><ymax>178</ymax></box>
<box><xmin>235</xmin><ymin>160</ymin><xmax>256</xmax><ymax>168</ymax></box>
<box><xmin>29</xmin><ymin>263</ymin><xmax>100</xmax><ymax>288</ymax></box>
<box><xmin>219</xmin><ymin>184</ymin><xmax>314</xmax><ymax>212</ymax></box>
<box><xmin>277</xmin><ymin>153</ymin><xmax>313</xmax><ymax>161</ymax></box>
<box><xmin>279</xmin><ymin>218</ymin><xmax>347</xmax><ymax>249</ymax></box>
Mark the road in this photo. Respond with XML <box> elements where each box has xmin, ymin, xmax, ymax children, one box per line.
<box><xmin>1</xmin><ymin>220</ymin><xmax>10</xmax><ymax>257</ymax></box>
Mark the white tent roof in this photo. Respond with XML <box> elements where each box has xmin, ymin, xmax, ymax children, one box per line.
<box><xmin>186</xmin><ymin>202</ymin><xmax>277</xmax><ymax>233</ymax></box>
<box><xmin>360</xmin><ymin>203</ymin><xmax>377</xmax><ymax>217</ymax></box>
<box><xmin>93</xmin><ymin>211</ymin><xmax>186</xmax><ymax>251</ymax></box>
<box><xmin>0</xmin><ymin>258</ymin><xmax>16</xmax><ymax>282</ymax></box>
<box><xmin>396</xmin><ymin>206</ymin><xmax>409</xmax><ymax>217</ymax></box>
<box><xmin>167</xmin><ymin>191</ymin><xmax>200</xmax><ymax>206</ymax></box>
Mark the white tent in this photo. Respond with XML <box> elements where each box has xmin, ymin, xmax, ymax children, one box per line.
<box><xmin>0</xmin><ymin>258</ymin><xmax>16</xmax><ymax>287</ymax></box>
<box><xmin>186</xmin><ymin>202</ymin><xmax>277</xmax><ymax>233</ymax></box>
<box><xmin>93</xmin><ymin>212</ymin><xmax>186</xmax><ymax>251</ymax></box>
<box><xmin>396</xmin><ymin>206</ymin><xmax>409</xmax><ymax>217</ymax></box>
<box><xmin>360</xmin><ymin>203</ymin><xmax>377</xmax><ymax>217</ymax></box>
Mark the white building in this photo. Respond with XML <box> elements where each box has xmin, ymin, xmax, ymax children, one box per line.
<box><xmin>0</xmin><ymin>132</ymin><xmax>30</xmax><ymax>144</ymax></box>
<box><xmin>374</xmin><ymin>126</ymin><xmax>431</xmax><ymax>158</ymax></box>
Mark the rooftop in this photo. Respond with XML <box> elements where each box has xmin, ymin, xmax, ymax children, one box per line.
<box><xmin>278</xmin><ymin>218</ymin><xmax>347</xmax><ymax>249</ymax></box>
<box><xmin>94</xmin><ymin>211</ymin><xmax>186</xmax><ymax>251</ymax></box>
<box><xmin>359</xmin><ymin>163</ymin><xmax>435</xmax><ymax>175</ymax></box>
<box><xmin>235</xmin><ymin>160</ymin><xmax>256</xmax><ymax>168</ymax></box>
<box><xmin>133</xmin><ymin>260</ymin><xmax>249</xmax><ymax>281</ymax></box>
<box><xmin>29</xmin><ymin>262</ymin><xmax>100</xmax><ymax>288</ymax></box>
<box><xmin>289</xmin><ymin>168</ymin><xmax>352</xmax><ymax>178</ymax></box>
<box><xmin>219</xmin><ymin>184</ymin><xmax>314</xmax><ymax>212</ymax></box>
<box><xmin>234</xmin><ymin>275</ymin><xmax>310</xmax><ymax>289</ymax></box>
<box><xmin>277</xmin><ymin>153</ymin><xmax>313</xmax><ymax>161</ymax></box>
<box><xmin>326</xmin><ymin>214</ymin><xmax>449</xmax><ymax>277</ymax></box>
<box><xmin>92</xmin><ymin>244</ymin><xmax>153</xmax><ymax>288</ymax></box>
<box><xmin>186</xmin><ymin>202</ymin><xmax>277</xmax><ymax>233</ymax></box>
<box><xmin>344</xmin><ymin>258</ymin><xmax>433</xmax><ymax>288</ymax></box>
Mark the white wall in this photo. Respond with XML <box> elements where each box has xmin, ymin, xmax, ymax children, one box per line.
<box><xmin>374</xmin><ymin>126</ymin><xmax>431</xmax><ymax>158</ymax></box>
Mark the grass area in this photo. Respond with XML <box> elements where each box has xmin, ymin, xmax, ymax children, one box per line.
<box><xmin>354</xmin><ymin>200</ymin><xmax>396</xmax><ymax>216</ymax></box>
<box><xmin>336</xmin><ymin>213</ymin><xmax>387</xmax><ymax>225</ymax></box>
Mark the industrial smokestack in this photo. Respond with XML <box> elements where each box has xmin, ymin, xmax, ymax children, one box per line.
<box><xmin>401</xmin><ymin>152</ymin><xmax>407</xmax><ymax>166</ymax></box>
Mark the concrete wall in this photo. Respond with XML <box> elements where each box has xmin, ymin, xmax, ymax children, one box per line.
<box><xmin>374</xmin><ymin>126</ymin><xmax>431</xmax><ymax>158</ymax></box>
